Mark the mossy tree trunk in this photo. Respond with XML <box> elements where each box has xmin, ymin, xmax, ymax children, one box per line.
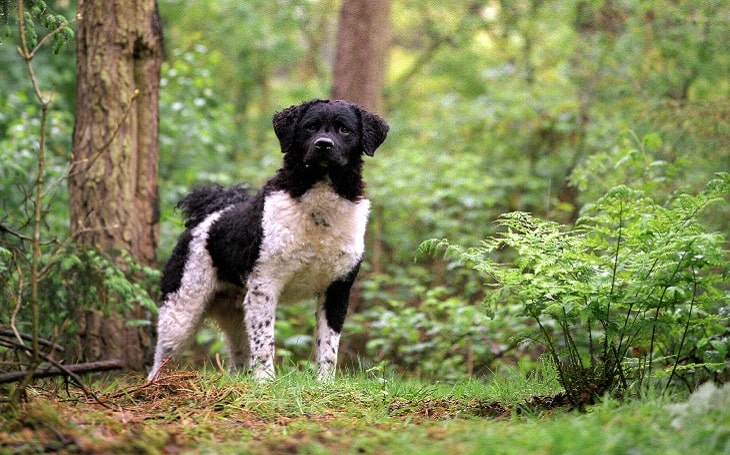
<box><xmin>69</xmin><ymin>0</ymin><xmax>163</xmax><ymax>371</ymax></box>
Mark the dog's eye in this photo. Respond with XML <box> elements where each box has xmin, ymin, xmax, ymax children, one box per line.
<box><xmin>305</xmin><ymin>123</ymin><xmax>318</xmax><ymax>131</ymax></box>
<box><xmin>339</xmin><ymin>126</ymin><xmax>350</xmax><ymax>134</ymax></box>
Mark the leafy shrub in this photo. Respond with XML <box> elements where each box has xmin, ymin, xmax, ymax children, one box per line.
<box><xmin>420</xmin><ymin>174</ymin><xmax>729</xmax><ymax>406</ymax></box>
<box><xmin>1</xmin><ymin>242</ymin><xmax>159</xmax><ymax>358</ymax></box>
<box><xmin>347</xmin><ymin>270</ymin><xmax>547</xmax><ymax>381</ymax></box>
<box><xmin>351</xmin><ymin>286</ymin><xmax>493</xmax><ymax>380</ymax></box>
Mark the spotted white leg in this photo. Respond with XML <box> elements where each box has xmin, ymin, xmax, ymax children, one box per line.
<box><xmin>315</xmin><ymin>263</ymin><xmax>360</xmax><ymax>381</ymax></box>
<box><xmin>315</xmin><ymin>302</ymin><xmax>341</xmax><ymax>381</ymax></box>
<box><xmin>243</xmin><ymin>281</ymin><xmax>277</xmax><ymax>381</ymax></box>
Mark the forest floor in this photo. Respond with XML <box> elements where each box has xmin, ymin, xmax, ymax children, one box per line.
<box><xmin>1</xmin><ymin>368</ymin><xmax>728</xmax><ymax>454</ymax></box>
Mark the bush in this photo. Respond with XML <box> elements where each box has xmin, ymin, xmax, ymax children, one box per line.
<box><xmin>351</xmin><ymin>286</ymin><xmax>494</xmax><ymax>380</ymax></box>
<box><xmin>420</xmin><ymin>173</ymin><xmax>730</xmax><ymax>406</ymax></box>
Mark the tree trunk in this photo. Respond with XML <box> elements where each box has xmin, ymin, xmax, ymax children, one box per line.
<box><xmin>331</xmin><ymin>0</ymin><xmax>391</xmax><ymax>114</ymax></box>
<box><xmin>70</xmin><ymin>0</ymin><xmax>163</xmax><ymax>371</ymax></box>
<box><xmin>332</xmin><ymin>0</ymin><xmax>391</xmax><ymax>276</ymax></box>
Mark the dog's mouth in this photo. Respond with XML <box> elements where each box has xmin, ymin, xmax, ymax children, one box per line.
<box><xmin>304</xmin><ymin>149</ymin><xmax>346</xmax><ymax>169</ymax></box>
<box><xmin>304</xmin><ymin>158</ymin><xmax>330</xmax><ymax>169</ymax></box>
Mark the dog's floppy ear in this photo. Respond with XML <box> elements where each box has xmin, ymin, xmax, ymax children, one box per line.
<box><xmin>272</xmin><ymin>104</ymin><xmax>302</xmax><ymax>153</ymax></box>
<box><xmin>272</xmin><ymin>99</ymin><xmax>324</xmax><ymax>153</ymax></box>
<box><xmin>358</xmin><ymin>107</ymin><xmax>389</xmax><ymax>157</ymax></box>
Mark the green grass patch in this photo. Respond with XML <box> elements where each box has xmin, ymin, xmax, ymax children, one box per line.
<box><xmin>1</xmin><ymin>367</ymin><xmax>728</xmax><ymax>454</ymax></box>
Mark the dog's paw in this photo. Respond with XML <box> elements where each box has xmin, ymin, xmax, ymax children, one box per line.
<box><xmin>251</xmin><ymin>364</ymin><xmax>275</xmax><ymax>383</ymax></box>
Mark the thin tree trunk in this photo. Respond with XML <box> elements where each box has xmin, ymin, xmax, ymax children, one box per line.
<box><xmin>70</xmin><ymin>0</ymin><xmax>163</xmax><ymax>371</ymax></box>
<box><xmin>331</xmin><ymin>0</ymin><xmax>391</xmax><ymax>114</ymax></box>
<box><xmin>332</xmin><ymin>0</ymin><xmax>391</xmax><ymax>275</ymax></box>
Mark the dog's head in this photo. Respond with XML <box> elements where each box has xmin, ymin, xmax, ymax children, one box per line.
<box><xmin>273</xmin><ymin>99</ymin><xmax>389</xmax><ymax>169</ymax></box>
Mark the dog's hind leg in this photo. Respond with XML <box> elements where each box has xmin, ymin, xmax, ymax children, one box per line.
<box><xmin>208</xmin><ymin>290</ymin><xmax>250</xmax><ymax>374</ymax></box>
<box><xmin>147</xmin><ymin>293</ymin><xmax>209</xmax><ymax>382</ymax></box>
<box><xmin>148</xmin><ymin>253</ymin><xmax>218</xmax><ymax>381</ymax></box>
<box><xmin>148</xmin><ymin>211</ymin><xmax>226</xmax><ymax>382</ymax></box>
<box><xmin>219</xmin><ymin>310</ymin><xmax>250</xmax><ymax>374</ymax></box>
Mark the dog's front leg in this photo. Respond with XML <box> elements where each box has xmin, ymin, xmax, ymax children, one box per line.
<box><xmin>315</xmin><ymin>301</ymin><xmax>342</xmax><ymax>381</ymax></box>
<box><xmin>243</xmin><ymin>282</ymin><xmax>277</xmax><ymax>381</ymax></box>
<box><xmin>316</xmin><ymin>263</ymin><xmax>360</xmax><ymax>381</ymax></box>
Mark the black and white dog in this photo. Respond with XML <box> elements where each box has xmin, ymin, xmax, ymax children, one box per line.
<box><xmin>148</xmin><ymin>99</ymin><xmax>389</xmax><ymax>382</ymax></box>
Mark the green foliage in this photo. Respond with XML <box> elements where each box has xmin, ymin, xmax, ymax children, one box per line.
<box><xmin>352</xmin><ymin>286</ymin><xmax>493</xmax><ymax>380</ymax></box>
<box><xmin>2</xmin><ymin>245</ymin><xmax>159</xmax><ymax>335</ymax></box>
<box><xmin>420</xmin><ymin>173</ymin><xmax>729</xmax><ymax>405</ymax></box>
<box><xmin>156</xmin><ymin>46</ymin><xmax>245</xmax><ymax>256</ymax></box>
<box><xmin>158</xmin><ymin>0</ymin><xmax>335</xmax><ymax>124</ymax></box>
<box><xmin>359</xmin><ymin>1</ymin><xmax>729</xmax><ymax>384</ymax></box>
<box><xmin>158</xmin><ymin>46</ymin><xmax>241</xmax><ymax>187</ymax></box>
<box><xmin>0</xmin><ymin>89</ymin><xmax>73</xmax><ymax>234</ymax></box>
<box><xmin>0</xmin><ymin>0</ymin><xmax>74</xmax><ymax>51</ymax></box>
<box><xmin>53</xmin><ymin>247</ymin><xmax>159</xmax><ymax>320</ymax></box>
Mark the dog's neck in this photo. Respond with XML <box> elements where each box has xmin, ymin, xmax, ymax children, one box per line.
<box><xmin>271</xmin><ymin>161</ymin><xmax>365</xmax><ymax>202</ymax></box>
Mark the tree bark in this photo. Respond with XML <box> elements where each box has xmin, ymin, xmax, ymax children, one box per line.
<box><xmin>70</xmin><ymin>0</ymin><xmax>163</xmax><ymax>371</ymax></box>
<box><xmin>332</xmin><ymin>0</ymin><xmax>391</xmax><ymax>276</ymax></box>
<box><xmin>331</xmin><ymin>0</ymin><xmax>391</xmax><ymax>114</ymax></box>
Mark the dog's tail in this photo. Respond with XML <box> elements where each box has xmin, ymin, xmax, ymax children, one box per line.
<box><xmin>176</xmin><ymin>184</ymin><xmax>251</xmax><ymax>229</ymax></box>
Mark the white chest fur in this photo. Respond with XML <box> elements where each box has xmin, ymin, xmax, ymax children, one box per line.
<box><xmin>253</xmin><ymin>182</ymin><xmax>370</xmax><ymax>301</ymax></box>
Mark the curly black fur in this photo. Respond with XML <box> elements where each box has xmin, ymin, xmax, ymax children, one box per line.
<box><xmin>176</xmin><ymin>184</ymin><xmax>252</xmax><ymax>229</ymax></box>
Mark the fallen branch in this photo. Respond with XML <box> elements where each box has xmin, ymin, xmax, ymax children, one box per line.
<box><xmin>0</xmin><ymin>337</ymin><xmax>117</xmax><ymax>408</ymax></box>
<box><xmin>0</xmin><ymin>329</ymin><xmax>65</xmax><ymax>352</ymax></box>
<box><xmin>0</xmin><ymin>359</ymin><xmax>123</xmax><ymax>384</ymax></box>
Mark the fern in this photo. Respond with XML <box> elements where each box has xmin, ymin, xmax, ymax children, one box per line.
<box><xmin>421</xmin><ymin>174</ymin><xmax>730</xmax><ymax>406</ymax></box>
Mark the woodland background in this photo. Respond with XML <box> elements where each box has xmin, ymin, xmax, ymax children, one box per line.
<box><xmin>1</xmin><ymin>0</ymin><xmax>728</xmax><ymax>392</ymax></box>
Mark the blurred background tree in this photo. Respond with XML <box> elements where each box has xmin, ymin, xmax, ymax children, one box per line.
<box><xmin>332</xmin><ymin>0</ymin><xmax>391</xmax><ymax>113</ymax></box>
<box><xmin>1</xmin><ymin>0</ymin><xmax>727</xmax><ymax>381</ymax></box>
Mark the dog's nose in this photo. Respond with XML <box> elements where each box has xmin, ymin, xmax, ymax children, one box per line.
<box><xmin>314</xmin><ymin>138</ymin><xmax>334</xmax><ymax>150</ymax></box>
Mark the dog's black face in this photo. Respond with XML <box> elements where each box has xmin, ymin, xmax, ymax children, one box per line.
<box><xmin>273</xmin><ymin>99</ymin><xmax>389</xmax><ymax>169</ymax></box>
<box><xmin>299</xmin><ymin>102</ymin><xmax>361</xmax><ymax>168</ymax></box>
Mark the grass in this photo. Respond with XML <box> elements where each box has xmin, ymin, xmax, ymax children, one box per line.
<box><xmin>1</xmin><ymin>365</ymin><xmax>728</xmax><ymax>454</ymax></box>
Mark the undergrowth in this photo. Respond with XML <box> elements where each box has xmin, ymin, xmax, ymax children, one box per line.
<box><xmin>420</xmin><ymin>174</ymin><xmax>730</xmax><ymax>407</ymax></box>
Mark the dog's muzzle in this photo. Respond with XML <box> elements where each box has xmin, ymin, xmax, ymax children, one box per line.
<box><xmin>305</xmin><ymin>137</ymin><xmax>345</xmax><ymax>167</ymax></box>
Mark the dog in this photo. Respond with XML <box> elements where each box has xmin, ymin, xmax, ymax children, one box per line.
<box><xmin>148</xmin><ymin>99</ymin><xmax>389</xmax><ymax>382</ymax></box>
